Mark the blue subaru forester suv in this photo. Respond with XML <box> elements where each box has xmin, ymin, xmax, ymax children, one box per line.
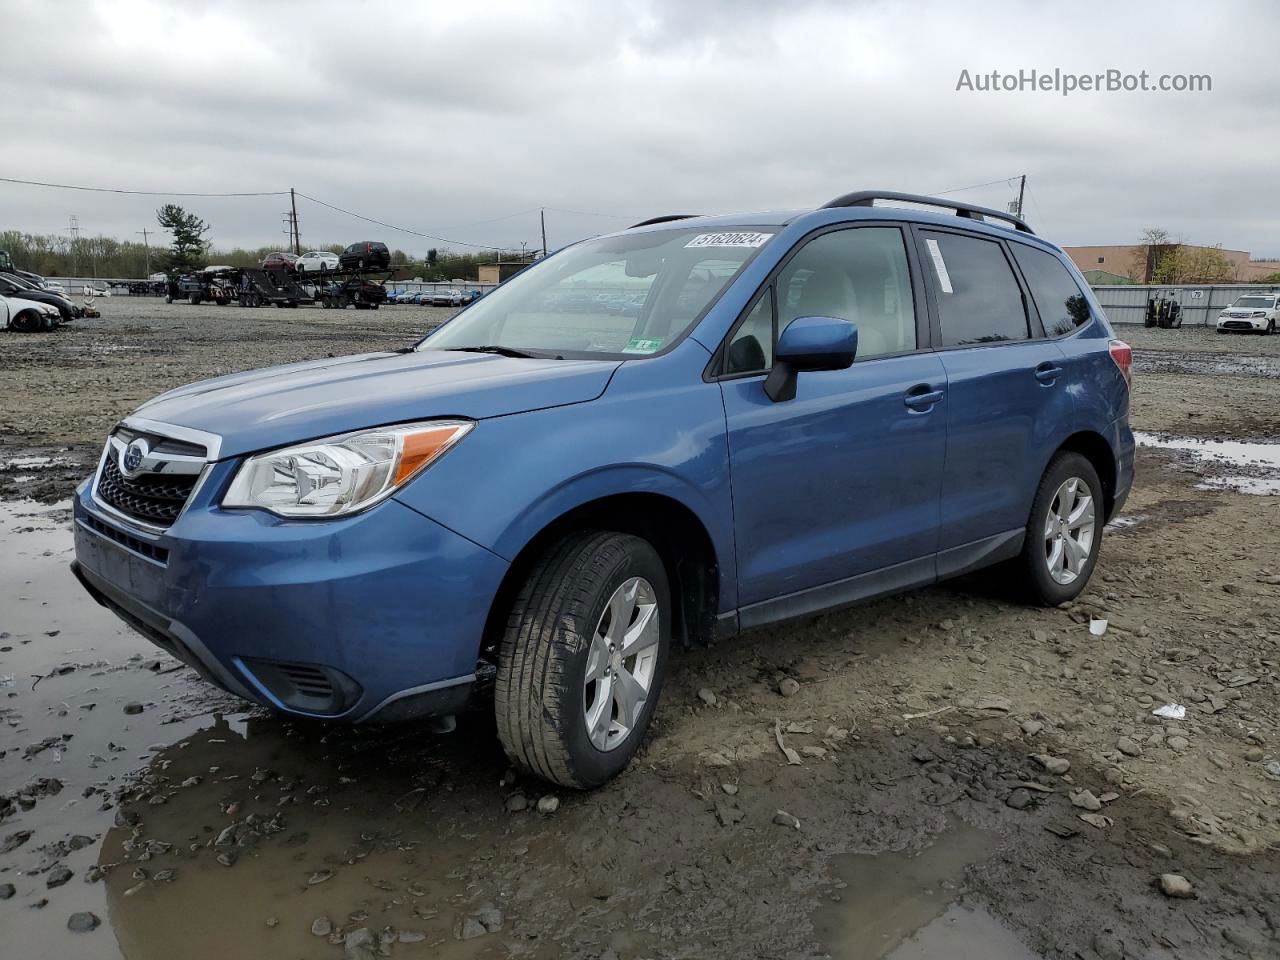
<box><xmin>72</xmin><ymin>191</ymin><xmax>1134</xmax><ymax>788</ymax></box>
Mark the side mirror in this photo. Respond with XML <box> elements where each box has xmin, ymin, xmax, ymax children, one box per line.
<box><xmin>764</xmin><ymin>316</ymin><xmax>857</xmax><ymax>402</ymax></box>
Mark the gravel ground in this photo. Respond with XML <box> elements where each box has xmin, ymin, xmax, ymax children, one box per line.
<box><xmin>2</xmin><ymin>302</ymin><xmax>1279</xmax><ymax>960</ymax></box>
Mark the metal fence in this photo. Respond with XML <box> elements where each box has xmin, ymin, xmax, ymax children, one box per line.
<box><xmin>39</xmin><ymin>276</ymin><xmax>499</xmax><ymax>300</ymax></box>
<box><xmin>1090</xmin><ymin>283</ymin><xmax>1280</xmax><ymax>326</ymax></box>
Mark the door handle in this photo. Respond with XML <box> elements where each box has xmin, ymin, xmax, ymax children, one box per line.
<box><xmin>1034</xmin><ymin>363</ymin><xmax>1063</xmax><ymax>384</ymax></box>
<box><xmin>904</xmin><ymin>386</ymin><xmax>944</xmax><ymax>411</ymax></box>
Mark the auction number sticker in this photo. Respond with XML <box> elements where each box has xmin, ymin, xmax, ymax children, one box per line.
<box><xmin>685</xmin><ymin>232</ymin><xmax>773</xmax><ymax>249</ymax></box>
<box><xmin>925</xmin><ymin>237</ymin><xmax>954</xmax><ymax>294</ymax></box>
<box><xmin>622</xmin><ymin>337</ymin><xmax>665</xmax><ymax>354</ymax></box>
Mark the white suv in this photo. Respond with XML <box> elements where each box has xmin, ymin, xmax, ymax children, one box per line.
<box><xmin>1216</xmin><ymin>294</ymin><xmax>1279</xmax><ymax>334</ymax></box>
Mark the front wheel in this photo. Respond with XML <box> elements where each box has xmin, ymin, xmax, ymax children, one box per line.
<box><xmin>1010</xmin><ymin>452</ymin><xmax>1103</xmax><ymax>606</ymax></box>
<box><xmin>11</xmin><ymin>310</ymin><xmax>41</xmax><ymax>332</ymax></box>
<box><xmin>1265</xmin><ymin>320</ymin><xmax>1275</xmax><ymax>336</ymax></box>
<box><xmin>496</xmin><ymin>531</ymin><xmax>670</xmax><ymax>789</ymax></box>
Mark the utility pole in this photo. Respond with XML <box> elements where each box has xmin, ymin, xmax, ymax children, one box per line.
<box><xmin>69</xmin><ymin>215</ymin><xmax>81</xmax><ymax>277</ymax></box>
<box><xmin>138</xmin><ymin>228</ymin><xmax>152</xmax><ymax>275</ymax></box>
<box><xmin>290</xmin><ymin>188</ymin><xmax>301</xmax><ymax>254</ymax></box>
<box><xmin>1016</xmin><ymin>174</ymin><xmax>1026</xmax><ymax>220</ymax></box>
<box><xmin>540</xmin><ymin>208</ymin><xmax>547</xmax><ymax>258</ymax></box>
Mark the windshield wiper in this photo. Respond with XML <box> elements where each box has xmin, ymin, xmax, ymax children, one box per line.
<box><xmin>444</xmin><ymin>345</ymin><xmax>544</xmax><ymax>359</ymax></box>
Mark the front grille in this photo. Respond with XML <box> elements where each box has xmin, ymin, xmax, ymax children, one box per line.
<box><xmin>1222</xmin><ymin>321</ymin><xmax>1253</xmax><ymax>330</ymax></box>
<box><xmin>97</xmin><ymin>455</ymin><xmax>198</xmax><ymax>527</ymax></box>
<box><xmin>79</xmin><ymin>514</ymin><xmax>169</xmax><ymax>564</ymax></box>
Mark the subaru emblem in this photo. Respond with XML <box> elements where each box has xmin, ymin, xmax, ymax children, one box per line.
<box><xmin>120</xmin><ymin>438</ymin><xmax>149</xmax><ymax>477</ymax></box>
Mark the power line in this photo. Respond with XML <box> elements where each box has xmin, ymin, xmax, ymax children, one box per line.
<box><xmin>932</xmin><ymin>175</ymin><xmax>1023</xmax><ymax>197</ymax></box>
<box><xmin>295</xmin><ymin>192</ymin><xmax>505</xmax><ymax>250</ymax></box>
<box><xmin>544</xmin><ymin>206</ymin><xmax>639</xmax><ymax>220</ymax></box>
<box><xmin>0</xmin><ymin>174</ymin><xmax>286</xmax><ymax>197</ymax></box>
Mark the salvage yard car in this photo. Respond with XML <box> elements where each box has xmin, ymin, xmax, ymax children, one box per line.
<box><xmin>0</xmin><ymin>272</ymin><xmax>78</xmax><ymax>323</ymax></box>
<box><xmin>296</xmin><ymin>250</ymin><xmax>340</xmax><ymax>272</ymax></box>
<box><xmin>71</xmin><ymin>191</ymin><xmax>1134</xmax><ymax>789</ymax></box>
<box><xmin>338</xmin><ymin>240</ymin><xmax>391</xmax><ymax>271</ymax></box>
<box><xmin>1</xmin><ymin>291</ymin><xmax>62</xmax><ymax>331</ymax></box>
<box><xmin>1216</xmin><ymin>293</ymin><xmax>1279</xmax><ymax>334</ymax></box>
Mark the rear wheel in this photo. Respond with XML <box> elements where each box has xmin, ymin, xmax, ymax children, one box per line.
<box><xmin>1010</xmin><ymin>452</ymin><xmax>1102</xmax><ymax>606</ymax></box>
<box><xmin>496</xmin><ymin>531</ymin><xmax>670</xmax><ymax>789</ymax></box>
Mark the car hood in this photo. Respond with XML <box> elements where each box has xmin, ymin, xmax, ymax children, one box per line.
<box><xmin>132</xmin><ymin>350</ymin><xmax>622</xmax><ymax>458</ymax></box>
<box><xmin>3</xmin><ymin>295</ymin><xmax>56</xmax><ymax>313</ymax></box>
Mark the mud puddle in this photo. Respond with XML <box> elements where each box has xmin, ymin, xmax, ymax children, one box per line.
<box><xmin>0</xmin><ymin>499</ymin><xmax>240</xmax><ymax>959</ymax></box>
<box><xmin>814</xmin><ymin>824</ymin><xmax>1036</xmax><ymax>959</ymax></box>
<box><xmin>1133</xmin><ymin>348</ymin><xmax>1280</xmax><ymax>379</ymax></box>
<box><xmin>1135</xmin><ymin>431</ymin><xmax>1280</xmax><ymax>494</ymax></box>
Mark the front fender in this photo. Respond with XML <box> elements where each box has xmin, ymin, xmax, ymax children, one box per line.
<box><xmin>392</xmin><ymin>344</ymin><xmax>738</xmax><ymax>611</ymax></box>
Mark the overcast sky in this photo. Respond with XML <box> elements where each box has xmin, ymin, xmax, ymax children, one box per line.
<box><xmin>2</xmin><ymin>0</ymin><xmax>1277</xmax><ymax>258</ymax></box>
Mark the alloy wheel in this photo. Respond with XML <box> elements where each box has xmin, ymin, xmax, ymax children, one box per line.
<box><xmin>1044</xmin><ymin>477</ymin><xmax>1096</xmax><ymax>585</ymax></box>
<box><xmin>583</xmin><ymin>576</ymin><xmax>660</xmax><ymax>751</ymax></box>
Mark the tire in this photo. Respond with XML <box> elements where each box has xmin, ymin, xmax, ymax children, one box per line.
<box><xmin>1011</xmin><ymin>452</ymin><xmax>1103</xmax><ymax>606</ymax></box>
<box><xmin>1265</xmin><ymin>320</ymin><xmax>1275</xmax><ymax>336</ymax></box>
<box><xmin>496</xmin><ymin>531</ymin><xmax>670</xmax><ymax>789</ymax></box>
<box><xmin>11</xmin><ymin>310</ymin><xmax>41</xmax><ymax>333</ymax></box>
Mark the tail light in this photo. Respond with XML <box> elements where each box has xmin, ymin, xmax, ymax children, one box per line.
<box><xmin>1109</xmin><ymin>339</ymin><xmax>1132</xmax><ymax>388</ymax></box>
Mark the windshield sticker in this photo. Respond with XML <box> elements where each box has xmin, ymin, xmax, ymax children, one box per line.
<box><xmin>925</xmin><ymin>237</ymin><xmax>954</xmax><ymax>294</ymax></box>
<box><xmin>622</xmin><ymin>337</ymin><xmax>664</xmax><ymax>354</ymax></box>
<box><xmin>684</xmin><ymin>232</ymin><xmax>773</xmax><ymax>249</ymax></box>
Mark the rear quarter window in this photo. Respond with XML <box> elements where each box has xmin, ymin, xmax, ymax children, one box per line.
<box><xmin>1010</xmin><ymin>243</ymin><xmax>1092</xmax><ymax>336</ymax></box>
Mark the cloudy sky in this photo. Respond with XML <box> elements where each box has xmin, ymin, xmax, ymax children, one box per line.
<box><xmin>2</xmin><ymin>0</ymin><xmax>1277</xmax><ymax>258</ymax></box>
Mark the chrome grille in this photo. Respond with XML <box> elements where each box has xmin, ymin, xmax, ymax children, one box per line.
<box><xmin>97</xmin><ymin>456</ymin><xmax>197</xmax><ymax>526</ymax></box>
<box><xmin>93</xmin><ymin>423</ymin><xmax>212</xmax><ymax>530</ymax></box>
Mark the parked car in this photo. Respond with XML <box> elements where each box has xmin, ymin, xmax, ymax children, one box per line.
<box><xmin>1</xmin><ymin>293</ymin><xmax>61</xmax><ymax>331</ymax></box>
<box><xmin>261</xmin><ymin>252</ymin><xmax>300</xmax><ymax>273</ymax></box>
<box><xmin>0</xmin><ymin>273</ymin><xmax>77</xmax><ymax>322</ymax></box>
<box><xmin>70</xmin><ymin>191</ymin><xmax>1133</xmax><ymax>789</ymax></box>
<box><xmin>296</xmin><ymin>251</ymin><xmax>340</xmax><ymax>273</ymax></box>
<box><xmin>339</xmin><ymin>241</ymin><xmax>391</xmax><ymax>271</ymax></box>
<box><xmin>42</xmin><ymin>280</ymin><xmax>67</xmax><ymax>295</ymax></box>
<box><xmin>1216</xmin><ymin>293</ymin><xmax>1279</xmax><ymax>334</ymax></box>
<box><xmin>431</xmin><ymin>287</ymin><xmax>463</xmax><ymax>307</ymax></box>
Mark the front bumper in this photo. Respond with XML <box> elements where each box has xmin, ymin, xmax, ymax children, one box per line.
<box><xmin>1217</xmin><ymin>317</ymin><xmax>1268</xmax><ymax>331</ymax></box>
<box><xmin>72</xmin><ymin>466</ymin><xmax>509</xmax><ymax>722</ymax></box>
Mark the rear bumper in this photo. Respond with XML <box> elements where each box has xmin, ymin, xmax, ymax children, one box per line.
<box><xmin>1108</xmin><ymin>416</ymin><xmax>1135</xmax><ymax>520</ymax></box>
<box><xmin>71</xmin><ymin>474</ymin><xmax>509</xmax><ymax>722</ymax></box>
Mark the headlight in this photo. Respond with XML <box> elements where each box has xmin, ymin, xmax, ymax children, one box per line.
<box><xmin>223</xmin><ymin>420</ymin><xmax>473</xmax><ymax>518</ymax></box>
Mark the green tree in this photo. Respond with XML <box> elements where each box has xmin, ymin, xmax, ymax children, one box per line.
<box><xmin>156</xmin><ymin>204</ymin><xmax>209</xmax><ymax>274</ymax></box>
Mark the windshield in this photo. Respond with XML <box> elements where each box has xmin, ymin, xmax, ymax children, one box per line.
<box><xmin>419</xmin><ymin>227</ymin><xmax>776</xmax><ymax>358</ymax></box>
<box><xmin>1233</xmin><ymin>296</ymin><xmax>1276</xmax><ymax>308</ymax></box>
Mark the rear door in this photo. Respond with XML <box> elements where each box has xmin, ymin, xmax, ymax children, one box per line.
<box><xmin>915</xmin><ymin>227</ymin><xmax>1073</xmax><ymax>574</ymax></box>
<box><xmin>718</xmin><ymin>224</ymin><xmax>947</xmax><ymax>617</ymax></box>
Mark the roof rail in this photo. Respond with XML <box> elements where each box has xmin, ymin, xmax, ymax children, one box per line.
<box><xmin>820</xmin><ymin>190</ymin><xmax>1034</xmax><ymax>235</ymax></box>
<box><xmin>629</xmin><ymin>214</ymin><xmax>701</xmax><ymax>229</ymax></box>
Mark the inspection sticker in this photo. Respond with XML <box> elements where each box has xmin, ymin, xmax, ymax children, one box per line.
<box><xmin>622</xmin><ymin>337</ymin><xmax>664</xmax><ymax>354</ymax></box>
<box><xmin>685</xmin><ymin>232</ymin><xmax>773</xmax><ymax>249</ymax></box>
<box><xmin>925</xmin><ymin>237</ymin><xmax>953</xmax><ymax>294</ymax></box>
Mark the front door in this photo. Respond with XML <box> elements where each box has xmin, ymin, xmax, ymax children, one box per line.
<box><xmin>717</xmin><ymin>225</ymin><xmax>947</xmax><ymax>619</ymax></box>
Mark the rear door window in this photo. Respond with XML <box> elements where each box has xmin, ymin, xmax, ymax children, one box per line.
<box><xmin>921</xmin><ymin>231</ymin><xmax>1029</xmax><ymax>346</ymax></box>
<box><xmin>1010</xmin><ymin>243</ymin><xmax>1092</xmax><ymax>336</ymax></box>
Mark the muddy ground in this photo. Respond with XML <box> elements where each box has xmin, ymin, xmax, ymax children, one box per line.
<box><xmin>1</xmin><ymin>300</ymin><xmax>1278</xmax><ymax>960</ymax></box>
